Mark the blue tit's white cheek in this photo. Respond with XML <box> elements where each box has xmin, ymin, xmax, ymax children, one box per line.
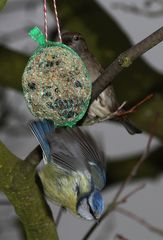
<box><xmin>77</xmin><ymin>198</ymin><xmax>94</xmax><ymax>221</ymax></box>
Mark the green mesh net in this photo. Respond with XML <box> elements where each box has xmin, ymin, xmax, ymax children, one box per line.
<box><xmin>22</xmin><ymin>27</ymin><xmax>92</xmax><ymax>127</ymax></box>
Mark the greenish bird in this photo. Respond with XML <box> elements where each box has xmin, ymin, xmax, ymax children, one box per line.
<box><xmin>61</xmin><ymin>32</ymin><xmax>142</xmax><ymax>135</ymax></box>
<box><xmin>30</xmin><ymin>120</ymin><xmax>106</xmax><ymax>220</ymax></box>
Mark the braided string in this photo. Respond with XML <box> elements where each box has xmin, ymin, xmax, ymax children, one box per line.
<box><xmin>43</xmin><ymin>0</ymin><xmax>62</xmax><ymax>42</ymax></box>
<box><xmin>43</xmin><ymin>0</ymin><xmax>48</xmax><ymax>42</ymax></box>
<box><xmin>53</xmin><ymin>0</ymin><xmax>62</xmax><ymax>42</ymax></box>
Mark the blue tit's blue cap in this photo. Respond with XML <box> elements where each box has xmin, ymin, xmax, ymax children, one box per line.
<box><xmin>88</xmin><ymin>190</ymin><xmax>104</xmax><ymax>219</ymax></box>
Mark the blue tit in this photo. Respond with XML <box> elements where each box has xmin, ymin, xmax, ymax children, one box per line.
<box><xmin>30</xmin><ymin>119</ymin><xmax>106</xmax><ymax>220</ymax></box>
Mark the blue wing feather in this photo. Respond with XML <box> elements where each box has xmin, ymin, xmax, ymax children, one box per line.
<box><xmin>30</xmin><ymin>119</ymin><xmax>55</xmax><ymax>163</ymax></box>
<box><xmin>30</xmin><ymin>122</ymin><xmax>106</xmax><ymax>190</ymax></box>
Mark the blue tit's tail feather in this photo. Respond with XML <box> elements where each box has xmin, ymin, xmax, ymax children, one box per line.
<box><xmin>30</xmin><ymin>119</ymin><xmax>55</xmax><ymax>163</ymax></box>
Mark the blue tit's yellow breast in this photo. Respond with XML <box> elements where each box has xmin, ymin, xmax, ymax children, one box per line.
<box><xmin>39</xmin><ymin>163</ymin><xmax>91</xmax><ymax>214</ymax></box>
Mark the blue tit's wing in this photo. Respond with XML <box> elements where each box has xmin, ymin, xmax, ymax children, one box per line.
<box><xmin>48</xmin><ymin>127</ymin><xmax>91</xmax><ymax>174</ymax></box>
<box><xmin>29</xmin><ymin>119</ymin><xmax>55</xmax><ymax>164</ymax></box>
<box><xmin>73</xmin><ymin>128</ymin><xmax>106</xmax><ymax>190</ymax></box>
<box><xmin>47</xmin><ymin>127</ymin><xmax>106</xmax><ymax>190</ymax></box>
<box><xmin>88</xmin><ymin>162</ymin><xmax>106</xmax><ymax>191</ymax></box>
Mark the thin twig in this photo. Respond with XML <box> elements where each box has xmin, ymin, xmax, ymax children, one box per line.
<box><xmin>83</xmin><ymin>114</ymin><xmax>158</xmax><ymax>240</ymax></box>
<box><xmin>114</xmin><ymin>234</ymin><xmax>129</xmax><ymax>240</ymax></box>
<box><xmin>116</xmin><ymin>183</ymin><xmax>146</xmax><ymax>205</ymax></box>
<box><xmin>112</xmin><ymin>112</ymin><xmax>160</xmax><ymax>203</ymax></box>
<box><xmin>25</xmin><ymin>27</ymin><xmax>163</xmax><ymax>165</ymax></box>
<box><xmin>112</xmin><ymin>2</ymin><xmax>163</xmax><ymax>18</ymax></box>
<box><xmin>112</xmin><ymin>130</ymin><xmax>153</xmax><ymax>204</ymax></box>
<box><xmin>115</xmin><ymin>93</ymin><xmax>154</xmax><ymax>117</ymax></box>
<box><xmin>89</xmin><ymin>93</ymin><xmax>154</xmax><ymax>124</ymax></box>
<box><xmin>82</xmin><ymin>184</ymin><xmax>145</xmax><ymax>240</ymax></box>
<box><xmin>92</xmin><ymin>27</ymin><xmax>163</xmax><ymax>102</ymax></box>
<box><xmin>116</xmin><ymin>207</ymin><xmax>163</xmax><ymax>237</ymax></box>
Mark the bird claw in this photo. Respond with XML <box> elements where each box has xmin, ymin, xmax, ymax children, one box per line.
<box><xmin>99</xmin><ymin>101</ymin><xmax>129</xmax><ymax>121</ymax></box>
<box><xmin>84</xmin><ymin>94</ymin><xmax>154</xmax><ymax>125</ymax></box>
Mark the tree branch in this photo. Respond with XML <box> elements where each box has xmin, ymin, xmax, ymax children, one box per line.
<box><xmin>82</xmin><ymin>127</ymin><xmax>154</xmax><ymax>239</ymax></box>
<box><xmin>112</xmin><ymin>1</ymin><xmax>163</xmax><ymax>18</ymax></box>
<box><xmin>0</xmin><ymin>141</ymin><xmax>59</xmax><ymax>240</ymax></box>
<box><xmin>114</xmin><ymin>234</ymin><xmax>130</xmax><ymax>240</ymax></box>
<box><xmin>112</xmin><ymin>128</ymin><xmax>153</xmax><ymax>203</ymax></box>
<box><xmin>107</xmin><ymin>146</ymin><xmax>163</xmax><ymax>187</ymax></box>
<box><xmin>92</xmin><ymin>26</ymin><xmax>163</xmax><ymax>101</ymax></box>
<box><xmin>82</xmin><ymin>184</ymin><xmax>145</xmax><ymax>240</ymax></box>
<box><xmin>116</xmin><ymin>207</ymin><xmax>163</xmax><ymax>237</ymax></box>
<box><xmin>0</xmin><ymin>0</ymin><xmax>7</xmax><ymax>10</ymax></box>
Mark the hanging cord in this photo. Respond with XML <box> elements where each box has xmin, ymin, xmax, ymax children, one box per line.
<box><xmin>43</xmin><ymin>0</ymin><xmax>48</xmax><ymax>42</ymax></box>
<box><xmin>43</xmin><ymin>0</ymin><xmax>62</xmax><ymax>43</ymax></box>
<box><xmin>53</xmin><ymin>0</ymin><xmax>62</xmax><ymax>42</ymax></box>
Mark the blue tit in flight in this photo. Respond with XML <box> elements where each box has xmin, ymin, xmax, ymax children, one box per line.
<box><xmin>30</xmin><ymin>119</ymin><xmax>106</xmax><ymax>220</ymax></box>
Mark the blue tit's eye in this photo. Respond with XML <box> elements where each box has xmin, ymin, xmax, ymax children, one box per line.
<box><xmin>75</xmin><ymin>184</ymin><xmax>80</xmax><ymax>197</ymax></box>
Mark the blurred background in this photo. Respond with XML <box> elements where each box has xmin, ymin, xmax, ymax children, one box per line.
<box><xmin>0</xmin><ymin>0</ymin><xmax>163</xmax><ymax>239</ymax></box>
